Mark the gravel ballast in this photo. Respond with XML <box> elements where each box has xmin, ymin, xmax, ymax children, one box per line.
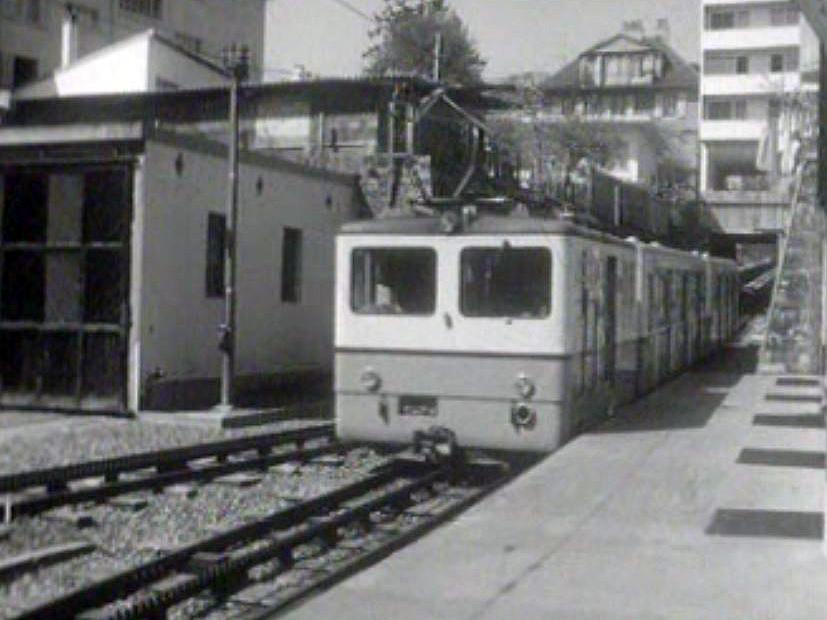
<box><xmin>0</xmin><ymin>417</ymin><xmax>328</xmax><ymax>476</ymax></box>
<box><xmin>0</xmin><ymin>446</ymin><xmax>388</xmax><ymax>619</ymax></box>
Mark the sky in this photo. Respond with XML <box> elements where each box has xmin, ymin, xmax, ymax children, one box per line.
<box><xmin>264</xmin><ymin>0</ymin><xmax>701</xmax><ymax>81</ymax></box>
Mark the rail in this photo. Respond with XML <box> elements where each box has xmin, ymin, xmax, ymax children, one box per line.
<box><xmin>15</xmin><ymin>456</ymin><xmax>510</xmax><ymax>620</ymax></box>
<box><xmin>0</xmin><ymin>423</ymin><xmax>335</xmax><ymax>520</ymax></box>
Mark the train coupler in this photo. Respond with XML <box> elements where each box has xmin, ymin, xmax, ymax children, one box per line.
<box><xmin>412</xmin><ymin>426</ymin><xmax>464</xmax><ymax>470</ymax></box>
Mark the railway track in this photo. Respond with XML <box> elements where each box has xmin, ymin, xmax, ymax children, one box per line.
<box><xmin>13</xmin><ymin>455</ymin><xmax>510</xmax><ymax>620</ymax></box>
<box><xmin>0</xmin><ymin>424</ymin><xmax>337</xmax><ymax>521</ymax></box>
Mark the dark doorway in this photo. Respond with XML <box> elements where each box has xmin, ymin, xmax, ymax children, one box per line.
<box><xmin>0</xmin><ymin>166</ymin><xmax>132</xmax><ymax>412</ymax></box>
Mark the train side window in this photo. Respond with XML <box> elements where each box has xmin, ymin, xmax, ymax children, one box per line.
<box><xmin>460</xmin><ymin>247</ymin><xmax>551</xmax><ymax>318</ymax></box>
<box><xmin>659</xmin><ymin>271</ymin><xmax>671</xmax><ymax>326</ymax></box>
<box><xmin>351</xmin><ymin>248</ymin><xmax>436</xmax><ymax>315</ymax></box>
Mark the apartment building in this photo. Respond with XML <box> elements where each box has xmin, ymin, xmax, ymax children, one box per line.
<box><xmin>700</xmin><ymin>0</ymin><xmax>819</xmax><ymax>233</ymax></box>
<box><xmin>0</xmin><ymin>0</ymin><xmax>265</xmax><ymax>91</ymax></box>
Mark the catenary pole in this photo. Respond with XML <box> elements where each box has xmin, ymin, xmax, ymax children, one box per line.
<box><xmin>218</xmin><ymin>44</ymin><xmax>249</xmax><ymax>409</ymax></box>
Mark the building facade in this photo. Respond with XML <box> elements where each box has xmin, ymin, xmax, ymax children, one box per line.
<box><xmin>540</xmin><ymin>27</ymin><xmax>699</xmax><ymax>187</ymax></box>
<box><xmin>0</xmin><ymin>0</ymin><xmax>265</xmax><ymax>91</ymax></box>
<box><xmin>0</xmin><ymin>91</ymin><xmax>364</xmax><ymax>413</ymax></box>
<box><xmin>699</xmin><ymin>0</ymin><xmax>819</xmax><ymax>234</ymax></box>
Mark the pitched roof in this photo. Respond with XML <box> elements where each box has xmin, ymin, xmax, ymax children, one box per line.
<box><xmin>541</xmin><ymin>33</ymin><xmax>698</xmax><ymax>92</ymax></box>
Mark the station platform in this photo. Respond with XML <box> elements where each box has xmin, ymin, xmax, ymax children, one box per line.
<box><xmin>286</xmin><ymin>344</ymin><xmax>827</xmax><ymax>620</ymax></box>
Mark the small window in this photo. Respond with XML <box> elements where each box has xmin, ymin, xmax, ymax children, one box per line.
<box><xmin>771</xmin><ymin>6</ymin><xmax>798</xmax><ymax>26</ymax></box>
<box><xmin>205</xmin><ymin>213</ymin><xmax>225</xmax><ymax>298</ymax></box>
<box><xmin>705</xmin><ymin>100</ymin><xmax>732</xmax><ymax>120</ymax></box>
<box><xmin>281</xmin><ymin>227</ymin><xmax>302</xmax><ymax>303</ymax></box>
<box><xmin>735</xmin><ymin>56</ymin><xmax>749</xmax><ymax>74</ymax></box>
<box><xmin>785</xmin><ymin>49</ymin><xmax>800</xmax><ymax>71</ymax></box>
<box><xmin>24</xmin><ymin>0</ymin><xmax>41</xmax><ymax>24</ymax></box>
<box><xmin>735</xmin><ymin>10</ymin><xmax>750</xmax><ymax>27</ymax></box>
<box><xmin>661</xmin><ymin>93</ymin><xmax>678</xmax><ymax>117</ymax></box>
<box><xmin>735</xmin><ymin>100</ymin><xmax>747</xmax><ymax>120</ymax></box>
<box><xmin>461</xmin><ymin>247</ymin><xmax>551</xmax><ymax>318</ymax></box>
<box><xmin>12</xmin><ymin>56</ymin><xmax>38</xmax><ymax>88</ymax></box>
<box><xmin>351</xmin><ymin>248</ymin><xmax>436</xmax><ymax>315</ymax></box>
<box><xmin>119</xmin><ymin>0</ymin><xmax>162</xmax><ymax>19</ymax></box>
<box><xmin>1</xmin><ymin>0</ymin><xmax>44</xmax><ymax>24</ymax></box>
<box><xmin>709</xmin><ymin>11</ymin><xmax>735</xmax><ymax>30</ymax></box>
<box><xmin>770</xmin><ymin>54</ymin><xmax>784</xmax><ymax>73</ymax></box>
<box><xmin>609</xmin><ymin>95</ymin><xmax>626</xmax><ymax>116</ymax></box>
<box><xmin>634</xmin><ymin>92</ymin><xmax>654</xmax><ymax>113</ymax></box>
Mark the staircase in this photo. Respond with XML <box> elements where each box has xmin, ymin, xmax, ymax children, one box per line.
<box><xmin>759</xmin><ymin>159</ymin><xmax>826</xmax><ymax>374</ymax></box>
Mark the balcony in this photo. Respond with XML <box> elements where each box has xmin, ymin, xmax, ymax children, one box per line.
<box><xmin>702</xmin><ymin>0</ymin><xmax>792</xmax><ymax>5</ymax></box>
<box><xmin>703</xmin><ymin>26</ymin><xmax>801</xmax><ymax>51</ymax></box>
<box><xmin>705</xmin><ymin>195</ymin><xmax>791</xmax><ymax>235</ymax></box>
<box><xmin>702</xmin><ymin>72</ymin><xmax>801</xmax><ymax>96</ymax></box>
<box><xmin>700</xmin><ymin>119</ymin><xmax>766</xmax><ymax>141</ymax></box>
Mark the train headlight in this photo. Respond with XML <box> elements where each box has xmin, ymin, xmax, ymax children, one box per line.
<box><xmin>360</xmin><ymin>368</ymin><xmax>382</xmax><ymax>392</ymax></box>
<box><xmin>511</xmin><ymin>403</ymin><xmax>537</xmax><ymax>429</ymax></box>
<box><xmin>514</xmin><ymin>374</ymin><xmax>536</xmax><ymax>399</ymax></box>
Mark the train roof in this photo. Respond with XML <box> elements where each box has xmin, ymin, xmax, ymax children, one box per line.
<box><xmin>339</xmin><ymin>215</ymin><xmax>737</xmax><ymax>268</ymax></box>
<box><xmin>340</xmin><ymin>215</ymin><xmax>619</xmax><ymax>241</ymax></box>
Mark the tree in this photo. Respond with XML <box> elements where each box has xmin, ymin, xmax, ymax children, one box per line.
<box><xmin>364</xmin><ymin>0</ymin><xmax>486</xmax><ymax>85</ymax></box>
<box><xmin>488</xmin><ymin>83</ymin><xmax>626</xmax><ymax>191</ymax></box>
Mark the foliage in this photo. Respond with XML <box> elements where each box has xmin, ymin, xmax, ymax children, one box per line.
<box><xmin>364</xmin><ymin>0</ymin><xmax>486</xmax><ymax>85</ymax></box>
<box><xmin>489</xmin><ymin>85</ymin><xmax>626</xmax><ymax>186</ymax></box>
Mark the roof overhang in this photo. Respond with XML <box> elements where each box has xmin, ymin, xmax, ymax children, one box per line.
<box><xmin>0</xmin><ymin>122</ymin><xmax>144</xmax><ymax>146</ymax></box>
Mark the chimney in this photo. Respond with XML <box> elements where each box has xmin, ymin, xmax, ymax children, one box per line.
<box><xmin>622</xmin><ymin>19</ymin><xmax>645</xmax><ymax>39</ymax></box>
<box><xmin>61</xmin><ymin>4</ymin><xmax>79</xmax><ymax>68</ymax></box>
<box><xmin>655</xmin><ymin>18</ymin><xmax>670</xmax><ymax>43</ymax></box>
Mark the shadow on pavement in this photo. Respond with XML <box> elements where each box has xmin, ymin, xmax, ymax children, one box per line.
<box><xmin>706</xmin><ymin>508</ymin><xmax>823</xmax><ymax>540</ymax></box>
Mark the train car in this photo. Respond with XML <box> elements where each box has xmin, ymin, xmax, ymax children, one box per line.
<box><xmin>334</xmin><ymin>209</ymin><xmax>738</xmax><ymax>453</ymax></box>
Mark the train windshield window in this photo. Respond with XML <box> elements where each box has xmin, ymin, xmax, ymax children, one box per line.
<box><xmin>460</xmin><ymin>247</ymin><xmax>551</xmax><ymax>318</ymax></box>
<box><xmin>351</xmin><ymin>248</ymin><xmax>436</xmax><ymax>315</ymax></box>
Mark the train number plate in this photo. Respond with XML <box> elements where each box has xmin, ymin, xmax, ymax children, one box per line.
<box><xmin>398</xmin><ymin>396</ymin><xmax>438</xmax><ymax>417</ymax></box>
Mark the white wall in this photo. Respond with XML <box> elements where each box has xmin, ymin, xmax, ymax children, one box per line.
<box><xmin>137</xmin><ymin>132</ymin><xmax>360</xmax><ymax>393</ymax></box>
<box><xmin>16</xmin><ymin>33</ymin><xmax>226</xmax><ymax>99</ymax></box>
<box><xmin>16</xmin><ymin>36</ymin><xmax>151</xmax><ymax>98</ymax></box>
<box><xmin>147</xmin><ymin>40</ymin><xmax>226</xmax><ymax>91</ymax></box>
<box><xmin>0</xmin><ymin>0</ymin><xmax>265</xmax><ymax>88</ymax></box>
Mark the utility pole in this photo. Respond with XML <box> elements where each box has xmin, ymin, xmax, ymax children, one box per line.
<box><xmin>433</xmin><ymin>32</ymin><xmax>442</xmax><ymax>81</ymax></box>
<box><xmin>217</xmin><ymin>43</ymin><xmax>249</xmax><ymax>410</ymax></box>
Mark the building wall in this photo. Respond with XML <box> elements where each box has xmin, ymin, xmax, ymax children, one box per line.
<box><xmin>135</xmin><ymin>132</ymin><xmax>359</xmax><ymax>408</ymax></box>
<box><xmin>700</xmin><ymin>0</ymin><xmax>819</xmax><ymax>201</ymax></box>
<box><xmin>13</xmin><ymin>32</ymin><xmax>228</xmax><ymax>99</ymax></box>
<box><xmin>0</xmin><ymin>0</ymin><xmax>265</xmax><ymax>89</ymax></box>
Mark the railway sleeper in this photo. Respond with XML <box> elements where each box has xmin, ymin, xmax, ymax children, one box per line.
<box><xmin>17</xmin><ymin>468</ymin><xmax>413</xmax><ymax>619</ymax></box>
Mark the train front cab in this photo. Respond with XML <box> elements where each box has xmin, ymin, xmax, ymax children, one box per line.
<box><xmin>334</xmin><ymin>226</ymin><xmax>574</xmax><ymax>453</ymax></box>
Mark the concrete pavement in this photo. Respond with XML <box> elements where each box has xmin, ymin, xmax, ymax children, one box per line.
<box><xmin>285</xmin><ymin>348</ymin><xmax>827</xmax><ymax>620</ymax></box>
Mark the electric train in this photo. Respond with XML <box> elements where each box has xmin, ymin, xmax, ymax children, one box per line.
<box><xmin>334</xmin><ymin>207</ymin><xmax>739</xmax><ymax>453</ymax></box>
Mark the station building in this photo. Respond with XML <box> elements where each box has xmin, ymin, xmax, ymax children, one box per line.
<box><xmin>0</xmin><ymin>28</ymin><xmax>498</xmax><ymax>415</ymax></box>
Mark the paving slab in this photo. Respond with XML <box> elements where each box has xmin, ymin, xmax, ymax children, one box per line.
<box><xmin>285</xmin><ymin>359</ymin><xmax>827</xmax><ymax>620</ymax></box>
